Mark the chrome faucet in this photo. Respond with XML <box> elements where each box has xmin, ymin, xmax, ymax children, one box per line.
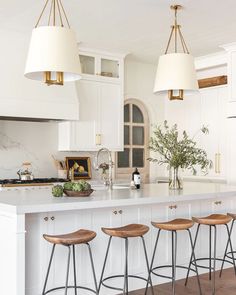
<box><xmin>95</xmin><ymin>148</ymin><xmax>113</xmax><ymax>190</ymax></box>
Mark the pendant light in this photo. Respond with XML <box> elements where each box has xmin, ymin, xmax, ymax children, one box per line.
<box><xmin>154</xmin><ymin>5</ymin><xmax>198</xmax><ymax>100</ymax></box>
<box><xmin>24</xmin><ymin>0</ymin><xmax>82</xmax><ymax>86</ymax></box>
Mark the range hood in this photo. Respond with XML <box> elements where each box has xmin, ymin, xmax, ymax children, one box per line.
<box><xmin>0</xmin><ymin>29</ymin><xmax>79</xmax><ymax>122</ymax></box>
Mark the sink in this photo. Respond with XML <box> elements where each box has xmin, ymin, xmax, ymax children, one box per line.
<box><xmin>92</xmin><ymin>184</ymin><xmax>130</xmax><ymax>191</ymax></box>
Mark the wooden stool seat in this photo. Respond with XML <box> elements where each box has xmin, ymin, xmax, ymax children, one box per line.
<box><xmin>43</xmin><ymin>229</ymin><xmax>96</xmax><ymax>245</ymax></box>
<box><xmin>227</xmin><ymin>212</ymin><xmax>236</xmax><ymax>220</ymax></box>
<box><xmin>151</xmin><ymin>218</ymin><xmax>194</xmax><ymax>231</ymax></box>
<box><xmin>102</xmin><ymin>223</ymin><xmax>149</xmax><ymax>238</ymax></box>
<box><xmin>192</xmin><ymin>214</ymin><xmax>232</xmax><ymax>225</ymax></box>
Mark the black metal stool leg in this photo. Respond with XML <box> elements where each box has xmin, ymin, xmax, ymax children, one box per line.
<box><xmin>187</xmin><ymin>229</ymin><xmax>202</xmax><ymax>295</ymax></box>
<box><xmin>42</xmin><ymin>244</ymin><xmax>56</xmax><ymax>295</ymax></box>
<box><xmin>185</xmin><ymin>224</ymin><xmax>200</xmax><ymax>286</ymax></box>
<box><xmin>220</xmin><ymin>220</ymin><xmax>236</xmax><ymax>277</ymax></box>
<box><xmin>86</xmin><ymin>243</ymin><xmax>98</xmax><ymax>294</ymax></box>
<box><xmin>98</xmin><ymin>236</ymin><xmax>112</xmax><ymax>293</ymax></box>
<box><xmin>212</xmin><ymin>225</ymin><xmax>216</xmax><ymax>295</ymax></box>
<box><xmin>65</xmin><ymin>246</ymin><xmax>71</xmax><ymax>295</ymax></box>
<box><xmin>171</xmin><ymin>231</ymin><xmax>177</xmax><ymax>295</ymax></box>
<box><xmin>141</xmin><ymin>236</ymin><xmax>154</xmax><ymax>295</ymax></box>
<box><xmin>145</xmin><ymin>229</ymin><xmax>161</xmax><ymax>295</ymax></box>
<box><xmin>209</xmin><ymin>225</ymin><xmax>212</xmax><ymax>281</ymax></box>
<box><xmin>123</xmin><ymin>238</ymin><xmax>129</xmax><ymax>295</ymax></box>
<box><xmin>72</xmin><ymin>245</ymin><xmax>77</xmax><ymax>295</ymax></box>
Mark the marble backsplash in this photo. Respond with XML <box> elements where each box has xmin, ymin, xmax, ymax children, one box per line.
<box><xmin>0</xmin><ymin>120</ymin><xmax>105</xmax><ymax>180</ymax></box>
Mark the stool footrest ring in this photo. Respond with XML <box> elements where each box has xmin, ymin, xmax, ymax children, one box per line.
<box><xmin>226</xmin><ymin>251</ymin><xmax>236</xmax><ymax>260</ymax></box>
<box><xmin>43</xmin><ymin>285</ymin><xmax>97</xmax><ymax>295</ymax></box>
<box><xmin>151</xmin><ymin>265</ymin><xmax>197</xmax><ymax>280</ymax></box>
<box><xmin>191</xmin><ymin>257</ymin><xmax>233</xmax><ymax>270</ymax></box>
<box><xmin>101</xmin><ymin>274</ymin><xmax>150</xmax><ymax>291</ymax></box>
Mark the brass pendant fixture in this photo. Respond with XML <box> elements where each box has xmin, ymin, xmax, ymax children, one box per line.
<box><xmin>153</xmin><ymin>5</ymin><xmax>198</xmax><ymax>100</ymax></box>
<box><xmin>25</xmin><ymin>0</ymin><xmax>82</xmax><ymax>86</ymax></box>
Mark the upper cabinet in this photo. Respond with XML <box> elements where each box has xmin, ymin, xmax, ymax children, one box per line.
<box><xmin>165</xmin><ymin>85</ymin><xmax>228</xmax><ymax>180</ymax></box>
<box><xmin>58</xmin><ymin>49</ymin><xmax>126</xmax><ymax>152</ymax></box>
<box><xmin>79</xmin><ymin>51</ymin><xmax>122</xmax><ymax>82</ymax></box>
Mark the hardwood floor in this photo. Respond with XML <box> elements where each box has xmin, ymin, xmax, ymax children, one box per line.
<box><xmin>130</xmin><ymin>268</ymin><xmax>236</xmax><ymax>294</ymax></box>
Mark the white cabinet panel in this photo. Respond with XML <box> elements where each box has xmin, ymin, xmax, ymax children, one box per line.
<box><xmin>164</xmin><ymin>86</ymin><xmax>228</xmax><ymax>180</ymax></box>
<box><xmin>58</xmin><ymin>80</ymin><xmax>123</xmax><ymax>151</ymax></box>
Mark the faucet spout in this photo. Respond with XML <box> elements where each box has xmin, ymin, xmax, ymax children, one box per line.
<box><xmin>95</xmin><ymin>148</ymin><xmax>113</xmax><ymax>190</ymax></box>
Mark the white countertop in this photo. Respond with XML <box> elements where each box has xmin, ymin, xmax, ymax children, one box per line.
<box><xmin>1</xmin><ymin>182</ymin><xmax>236</xmax><ymax>215</ymax></box>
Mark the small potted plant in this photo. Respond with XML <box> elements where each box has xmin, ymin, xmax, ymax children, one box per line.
<box><xmin>148</xmin><ymin>121</ymin><xmax>212</xmax><ymax>189</ymax></box>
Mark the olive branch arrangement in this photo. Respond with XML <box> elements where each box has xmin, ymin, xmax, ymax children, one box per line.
<box><xmin>148</xmin><ymin>121</ymin><xmax>212</xmax><ymax>175</ymax></box>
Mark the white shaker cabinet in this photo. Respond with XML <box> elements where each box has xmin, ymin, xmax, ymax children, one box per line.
<box><xmin>58</xmin><ymin>80</ymin><xmax>123</xmax><ymax>151</ymax></box>
<box><xmin>165</xmin><ymin>86</ymin><xmax>228</xmax><ymax>180</ymax></box>
<box><xmin>58</xmin><ymin>50</ymin><xmax>125</xmax><ymax>152</ymax></box>
<box><xmin>200</xmin><ymin>86</ymin><xmax>228</xmax><ymax>179</ymax></box>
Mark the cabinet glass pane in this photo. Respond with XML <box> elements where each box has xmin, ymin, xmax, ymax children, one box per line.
<box><xmin>118</xmin><ymin>149</ymin><xmax>130</xmax><ymax>168</ymax></box>
<box><xmin>124</xmin><ymin>104</ymin><xmax>130</xmax><ymax>122</ymax></box>
<box><xmin>124</xmin><ymin>126</ymin><xmax>130</xmax><ymax>145</ymax></box>
<box><xmin>79</xmin><ymin>55</ymin><xmax>95</xmax><ymax>75</ymax></box>
<box><xmin>132</xmin><ymin>148</ymin><xmax>144</xmax><ymax>167</ymax></box>
<box><xmin>133</xmin><ymin>126</ymin><xmax>144</xmax><ymax>145</ymax></box>
<box><xmin>101</xmin><ymin>59</ymin><xmax>119</xmax><ymax>78</ymax></box>
<box><xmin>132</xmin><ymin>105</ymin><xmax>144</xmax><ymax>123</ymax></box>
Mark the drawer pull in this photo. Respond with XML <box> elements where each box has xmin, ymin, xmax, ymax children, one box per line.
<box><xmin>214</xmin><ymin>201</ymin><xmax>222</xmax><ymax>205</ymax></box>
<box><xmin>51</xmin><ymin>216</ymin><xmax>55</xmax><ymax>221</ymax></box>
<box><xmin>44</xmin><ymin>217</ymin><xmax>48</xmax><ymax>221</ymax></box>
<box><xmin>169</xmin><ymin>205</ymin><xmax>177</xmax><ymax>210</ymax></box>
<box><xmin>118</xmin><ymin>210</ymin><xmax>123</xmax><ymax>214</ymax></box>
<box><xmin>113</xmin><ymin>210</ymin><xmax>118</xmax><ymax>215</ymax></box>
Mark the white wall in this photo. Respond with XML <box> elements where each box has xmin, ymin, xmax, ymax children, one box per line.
<box><xmin>0</xmin><ymin>120</ymin><xmax>101</xmax><ymax>179</ymax></box>
<box><xmin>124</xmin><ymin>59</ymin><xmax>165</xmax><ymax>181</ymax></box>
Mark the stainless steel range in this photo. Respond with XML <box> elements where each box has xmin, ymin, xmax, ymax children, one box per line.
<box><xmin>0</xmin><ymin>178</ymin><xmax>68</xmax><ymax>188</ymax></box>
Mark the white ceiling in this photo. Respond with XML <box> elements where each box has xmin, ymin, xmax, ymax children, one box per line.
<box><xmin>1</xmin><ymin>0</ymin><xmax>236</xmax><ymax>63</ymax></box>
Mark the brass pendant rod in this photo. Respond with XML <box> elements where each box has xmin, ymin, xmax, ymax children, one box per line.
<box><xmin>56</xmin><ymin>0</ymin><xmax>64</xmax><ymax>27</ymax></box>
<box><xmin>35</xmin><ymin>0</ymin><xmax>51</xmax><ymax>27</ymax></box>
<box><xmin>178</xmin><ymin>27</ymin><xmax>186</xmax><ymax>53</ymax></box>
<box><xmin>174</xmin><ymin>8</ymin><xmax>177</xmax><ymax>53</ymax></box>
<box><xmin>48</xmin><ymin>0</ymin><xmax>54</xmax><ymax>26</ymax></box>
<box><xmin>53</xmin><ymin>0</ymin><xmax>56</xmax><ymax>26</ymax></box>
<box><xmin>58</xmin><ymin>0</ymin><xmax>70</xmax><ymax>28</ymax></box>
<box><xmin>165</xmin><ymin>26</ymin><xmax>175</xmax><ymax>54</ymax></box>
<box><xmin>178</xmin><ymin>28</ymin><xmax>189</xmax><ymax>54</ymax></box>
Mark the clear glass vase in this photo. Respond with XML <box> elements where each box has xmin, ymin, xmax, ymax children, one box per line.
<box><xmin>169</xmin><ymin>167</ymin><xmax>183</xmax><ymax>190</ymax></box>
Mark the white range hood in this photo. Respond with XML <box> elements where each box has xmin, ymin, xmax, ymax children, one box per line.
<box><xmin>0</xmin><ymin>29</ymin><xmax>79</xmax><ymax>122</ymax></box>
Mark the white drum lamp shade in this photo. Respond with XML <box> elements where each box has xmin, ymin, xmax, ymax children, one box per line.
<box><xmin>153</xmin><ymin>53</ymin><xmax>198</xmax><ymax>93</ymax></box>
<box><xmin>24</xmin><ymin>26</ymin><xmax>82</xmax><ymax>82</ymax></box>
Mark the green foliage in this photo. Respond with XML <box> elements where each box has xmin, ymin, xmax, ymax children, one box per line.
<box><xmin>63</xmin><ymin>182</ymin><xmax>74</xmax><ymax>190</ymax></box>
<box><xmin>63</xmin><ymin>180</ymin><xmax>91</xmax><ymax>192</ymax></box>
<box><xmin>148</xmin><ymin>121</ymin><xmax>212</xmax><ymax>175</ymax></box>
<box><xmin>52</xmin><ymin>185</ymin><xmax>64</xmax><ymax>197</ymax></box>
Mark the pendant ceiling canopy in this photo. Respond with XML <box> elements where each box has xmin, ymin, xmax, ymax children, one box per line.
<box><xmin>24</xmin><ymin>0</ymin><xmax>82</xmax><ymax>86</ymax></box>
<box><xmin>153</xmin><ymin>5</ymin><xmax>198</xmax><ymax>100</ymax></box>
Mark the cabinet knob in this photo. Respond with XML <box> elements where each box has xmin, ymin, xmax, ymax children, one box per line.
<box><xmin>51</xmin><ymin>216</ymin><xmax>55</xmax><ymax>221</ymax></box>
<box><xmin>118</xmin><ymin>210</ymin><xmax>123</xmax><ymax>214</ymax></box>
<box><xmin>169</xmin><ymin>205</ymin><xmax>177</xmax><ymax>210</ymax></box>
<box><xmin>44</xmin><ymin>217</ymin><xmax>48</xmax><ymax>221</ymax></box>
<box><xmin>113</xmin><ymin>210</ymin><xmax>118</xmax><ymax>215</ymax></box>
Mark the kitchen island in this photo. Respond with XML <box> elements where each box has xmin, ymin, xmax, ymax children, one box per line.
<box><xmin>1</xmin><ymin>182</ymin><xmax>236</xmax><ymax>295</ymax></box>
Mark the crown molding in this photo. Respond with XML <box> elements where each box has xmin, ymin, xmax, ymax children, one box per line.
<box><xmin>194</xmin><ymin>51</ymin><xmax>227</xmax><ymax>70</ymax></box>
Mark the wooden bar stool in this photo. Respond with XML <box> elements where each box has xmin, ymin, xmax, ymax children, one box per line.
<box><xmin>147</xmin><ymin>218</ymin><xmax>202</xmax><ymax>295</ymax></box>
<box><xmin>220</xmin><ymin>213</ymin><xmax>236</xmax><ymax>276</ymax></box>
<box><xmin>185</xmin><ymin>214</ymin><xmax>235</xmax><ymax>295</ymax></box>
<box><xmin>99</xmin><ymin>223</ymin><xmax>153</xmax><ymax>295</ymax></box>
<box><xmin>42</xmin><ymin>229</ymin><xmax>98</xmax><ymax>295</ymax></box>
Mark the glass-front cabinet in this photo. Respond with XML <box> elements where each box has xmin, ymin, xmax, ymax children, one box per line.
<box><xmin>79</xmin><ymin>50</ymin><xmax>122</xmax><ymax>81</ymax></box>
